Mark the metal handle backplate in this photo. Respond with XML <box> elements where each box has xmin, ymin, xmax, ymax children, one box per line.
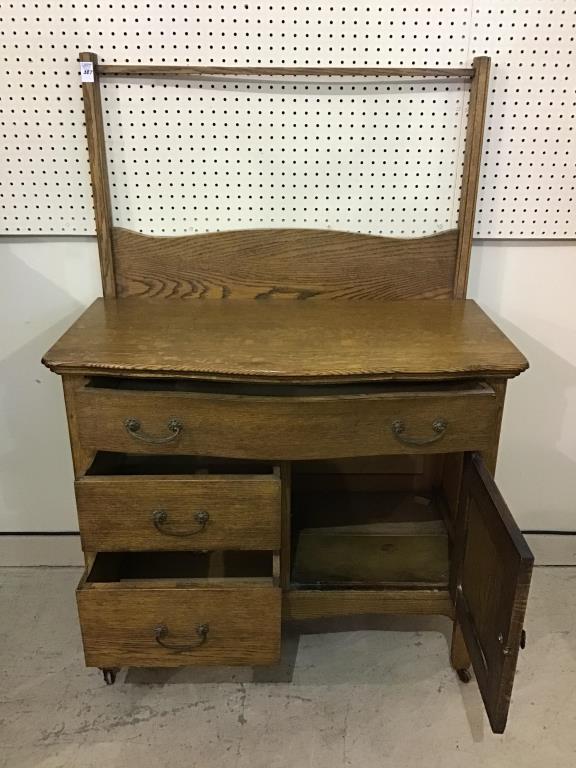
<box><xmin>152</xmin><ymin>509</ymin><xmax>209</xmax><ymax>537</ymax></box>
<box><xmin>124</xmin><ymin>417</ymin><xmax>183</xmax><ymax>444</ymax></box>
<box><xmin>154</xmin><ymin>623</ymin><xmax>209</xmax><ymax>652</ymax></box>
<box><xmin>391</xmin><ymin>418</ymin><xmax>447</xmax><ymax>446</ymax></box>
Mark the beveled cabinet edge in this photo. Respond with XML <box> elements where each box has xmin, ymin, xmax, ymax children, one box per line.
<box><xmin>45</xmin><ymin>362</ymin><xmax>528</xmax><ymax>384</ymax></box>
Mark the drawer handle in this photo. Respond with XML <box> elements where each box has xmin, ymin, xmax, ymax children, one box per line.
<box><xmin>124</xmin><ymin>417</ymin><xmax>183</xmax><ymax>444</ymax></box>
<box><xmin>391</xmin><ymin>418</ymin><xmax>447</xmax><ymax>446</ymax></box>
<box><xmin>154</xmin><ymin>623</ymin><xmax>209</xmax><ymax>652</ymax></box>
<box><xmin>152</xmin><ymin>509</ymin><xmax>209</xmax><ymax>537</ymax></box>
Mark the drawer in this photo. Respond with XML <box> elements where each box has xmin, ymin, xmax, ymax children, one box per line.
<box><xmin>75</xmin><ymin>379</ymin><xmax>499</xmax><ymax>460</ymax></box>
<box><xmin>77</xmin><ymin>551</ymin><xmax>281</xmax><ymax>667</ymax></box>
<box><xmin>75</xmin><ymin>465</ymin><xmax>280</xmax><ymax>552</ymax></box>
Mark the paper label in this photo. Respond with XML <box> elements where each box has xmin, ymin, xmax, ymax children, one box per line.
<box><xmin>80</xmin><ymin>62</ymin><xmax>94</xmax><ymax>83</ymax></box>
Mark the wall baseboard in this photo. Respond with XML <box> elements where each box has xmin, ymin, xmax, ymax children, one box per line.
<box><xmin>0</xmin><ymin>535</ymin><xmax>83</xmax><ymax>566</ymax></box>
<box><xmin>524</xmin><ymin>533</ymin><xmax>576</xmax><ymax>566</ymax></box>
<box><xmin>0</xmin><ymin>533</ymin><xmax>576</xmax><ymax>567</ymax></box>
<box><xmin>0</xmin><ymin>532</ymin><xmax>575</xmax><ymax>567</ymax></box>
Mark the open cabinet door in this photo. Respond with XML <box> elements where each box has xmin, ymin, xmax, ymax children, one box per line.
<box><xmin>455</xmin><ymin>452</ymin><xmax>534</xmax><ymax>734</ymax></box>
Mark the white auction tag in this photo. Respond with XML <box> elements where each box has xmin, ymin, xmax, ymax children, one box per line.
<box><xmin>80</xmin><ymin>62</ymin><xmax>94</xmax><ymax>83</ymax></box>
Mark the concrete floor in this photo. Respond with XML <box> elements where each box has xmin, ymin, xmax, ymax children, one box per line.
<box><xmin>0</xmin><ymin>567</ymin><xmax>575</xmax><ymax>767</ymax></box>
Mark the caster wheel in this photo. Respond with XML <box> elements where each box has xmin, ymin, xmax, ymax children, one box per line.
<box><xmin>457</xmin><ymin>668</ymin><xmax>471</xmax><ymax>684</ymax></box>
<box><xmin>101</xmin><ymin>668</ymin><xmax>118</xmax><ymax>685</ymax></box>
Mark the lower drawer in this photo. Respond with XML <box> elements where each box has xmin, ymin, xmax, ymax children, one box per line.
<box><xmin>77</xmin><ymin>552</ymin><xmax>281</xmax><ymax>667</ymax></box>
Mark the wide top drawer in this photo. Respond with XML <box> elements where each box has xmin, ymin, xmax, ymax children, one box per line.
<box><xmin>72</xmin><ymin>378</ymin><xmax>501</xmax><ymax>460</ymax></box>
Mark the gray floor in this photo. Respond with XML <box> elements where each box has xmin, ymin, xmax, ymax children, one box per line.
<box><xmin>1</xmin><ymin>567</ymin><xmax>574</xmax><ymax>767</ymax></box>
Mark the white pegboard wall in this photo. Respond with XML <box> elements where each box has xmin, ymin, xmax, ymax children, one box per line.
<box><xmin>0</xmin><ymin>1</ymin><xmax>575</xmax><ymax>238</ymax></box>
<box><xmin>102</xmin><ymin>78</ymin><xmax>467</xmax><ymax>236</ymax></box>
<box><xmin>471</xmin><ymin>2</ymin><xmax>576</xmax><ymax>236</ymax></box>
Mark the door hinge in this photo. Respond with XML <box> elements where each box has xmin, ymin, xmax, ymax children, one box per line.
<box><xmin>498</xmin><ymin>629</ymin><xmax>526</xmax><ymax>655</ymax></box>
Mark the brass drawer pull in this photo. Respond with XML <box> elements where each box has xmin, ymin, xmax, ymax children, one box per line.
<box><xmin>152</xmin><ymin>509</ymin><xmax>209</xmax><ymax>537</ymax></box>
<box><xmin>154</xmin><ymin>623</ymin><xmax>209</xmax><ymax>652</ymax></box>
<box><xmin>124</xmin><ymin>417</ymin><xmax>183</xmax><ymax>444</ymax></box>
<box><xmin>391</xmin><ymin>418</ymin><xmax>447</xmax><ymax>446</ymax></box>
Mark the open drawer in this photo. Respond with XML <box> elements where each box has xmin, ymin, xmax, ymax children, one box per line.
<box><xmin>77</xmin><ymin>551</ymin><xmax>281</xmax><ymax>667</ymax></box>
<box><xmin>73</xmin><ymin>377</ymin><xmax>501</xmax><ymax>460</ymax></box>
<box><xmin>75</xmin><ymin>454</ymin><xmax>281</xmax><ymax>551</ymax></box>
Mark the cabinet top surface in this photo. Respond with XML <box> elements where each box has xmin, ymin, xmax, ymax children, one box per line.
<box><xmin>42</xmin><ymin>298</ymin><xmax>528</xmax><ymax>383</ymax></box>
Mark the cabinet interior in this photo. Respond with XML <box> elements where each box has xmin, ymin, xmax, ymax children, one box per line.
<box><xmin>290</xmin><ymin>455</ymin><xmax>454</xmax><ymax>589</ymax></box>
<box><xmin>86</xmin><ymin>550</ymin><xmax>274</xmax><ymax>585</ymax></box>
<box><xmin>291</xmin><ymin>490</ymin><xmax>449</xmax><ymax>588</ymax></box>
<box><xmin>86</xmin><ymin>452</ymin><xmax>275</xmax><ymax>476</ymax></box>
<box><xmin>86</xmin><ymin>375</ymin><xmax>489</xmax><ymax>398</ymax></box>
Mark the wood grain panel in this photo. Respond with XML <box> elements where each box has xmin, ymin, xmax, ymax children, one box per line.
<box><xmin>293</xmin><ymin>455</ymin><xmax>443</xmax><ymax>493</ymax></box>
<box><xmin>456</xmin><ymin>453</ymin><xmax>533</xmax><ymax>734</ymax></box>
<box><xmin>280</xmin><ymin>462</ymin><xmax>292</xmax><ymax>590</ymax></box>
<box><xmin>98</xmin><ymin>64</ymin><xmax>475</xmax><ymax>78</ymax></box>
<box><xmin>112</xmin><ymin>227</ymin><xmax>459</xmax><ymax>301</ymax></box>
<box><xmin>295</xmin><ymin>456</ymin><xmax>425</xmax><ymax>475</ymax></box>
<box><xmin>79</xmin><ymin>53</ymin><xmax>116</xmax><ymax>296</ymax></box>
<box><xmin>293</xmin><ymin>523</ymin><xmax>449</xmax><ymax>587</ymax></box>
<box><xmin>284</xmin><ymin>588</ymin><xmax>453</xmax><ymax>619</ymax></box>
<box><xmin>74</xmin><ymin>383</ymin><xmax>499</xmax><ymax>460</ymax></box>
<box><xmin>454</xmin><ymin>56</ymin><xmax>491</xmax><ymax>297</ymax></box>
<box><xmin>75</xmin><ymin>474</ymin><xmax>280</xmax><ymax>551</ymax></box>
<box><xmin>42</xmin><ymin>298</ymin><xmax>529</xmax><ymax>383</ymax></box>
<box><xmin>77</xmin><ymin>581</ymin><xmax>280</xmax><ymax>667</ymax></box>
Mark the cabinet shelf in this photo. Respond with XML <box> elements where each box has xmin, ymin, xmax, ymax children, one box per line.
<box><xmin>291</xmin><ymin>490</ymin><xmax>450</xmax><ymax>589</ymax></box>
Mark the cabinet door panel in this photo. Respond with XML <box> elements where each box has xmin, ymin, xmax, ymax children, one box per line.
<box><xmin>456</xmin><ymin>452</ymin><xmax>533</xmax><ymax>734</ymax></box>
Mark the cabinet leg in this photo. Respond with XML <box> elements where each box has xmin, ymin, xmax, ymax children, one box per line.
<box><xmin>100</xmin><ymin>668</ymin><xmax>118</xmax><ymax>685</ymax></box>
<box><xmin>450</xmin><ymin>620</ymin><xmax>471</xmax><ymax>683</ymax></box>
